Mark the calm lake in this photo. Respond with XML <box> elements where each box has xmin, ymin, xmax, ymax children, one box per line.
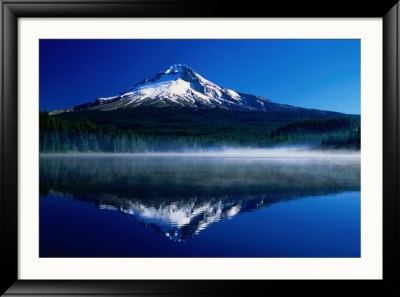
<box><xmin>39</xmin><ymin>154</ymin><xmax>360</xmax><ymax>257</ymax></box>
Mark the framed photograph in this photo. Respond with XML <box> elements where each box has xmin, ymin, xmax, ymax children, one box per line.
<box><xmin>1</xmin><ymin>0</ymin><xmax>399</xmax><ymax>296</ymax></box>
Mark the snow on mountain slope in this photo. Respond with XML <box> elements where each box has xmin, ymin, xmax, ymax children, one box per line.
<box><xmin>50</xmin><ymin>64</ymin><xmax>300</xmax><ymax>114</ymax></box>
<box><xmin>97</xmin><ymin>195</ymin><xmax>267</xmax><ymax>242</ymax></box>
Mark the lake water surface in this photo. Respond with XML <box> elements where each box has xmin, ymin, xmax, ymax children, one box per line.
<box><xmin>40</xmin><ymin>154</ymin><xmax>360</xmax><ymax>257</ymax></box>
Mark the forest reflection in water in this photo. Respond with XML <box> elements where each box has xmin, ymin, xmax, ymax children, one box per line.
<box><xmin>40</xmin><ymin>154</ymin><xmax>360</xmax><ymax>244</ymax></box>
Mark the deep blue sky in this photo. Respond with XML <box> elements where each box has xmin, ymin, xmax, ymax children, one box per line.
<box><xmin>40</xmin><ymin>39</ymin><xmax>360</xmax><ymax>114</ymax></box>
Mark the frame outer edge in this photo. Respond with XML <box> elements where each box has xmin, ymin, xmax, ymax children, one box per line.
<box><xmin>383</xmin><ymin>1</ymin><xmax>400</xmax><ymax>296</ymax></box>
<box><xmin>0</xmin><ymin>1</ymin><xmax>18</xmax><ymax>296</ymax></box>
<box><xmin>0</xmin><ymin>0</ymin><xmax>399</xmax><ymax>296</ymax></box>
<box><xmin>396</xmin><ymin>3</ymin><xmax>400</xmax><ymax>294</ymax></box>
<box><xmin>0</xmin><ymin>0</ymin><xmax>4</xmax><ymax>292</ymax></box>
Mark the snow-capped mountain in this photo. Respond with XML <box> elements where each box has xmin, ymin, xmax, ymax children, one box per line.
<box><xmin>98</xmin><ymin>198</ymin><xmax>244</xmax><ymax>242</ymax></box>
<box><xmin>97</xmin><ymin>195</ymin><xmax>269</xmax><ymax>242</ymax></box>
<box><xmin>50</xmin><ymin>64</ymin><xmax>300</xmax><ymax>114</ymax></box>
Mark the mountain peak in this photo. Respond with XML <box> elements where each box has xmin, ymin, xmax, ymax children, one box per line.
<box><xmin>164</xmin><ymin>64</ymin><xmax>194</xmax><ymax>74</ymax></box>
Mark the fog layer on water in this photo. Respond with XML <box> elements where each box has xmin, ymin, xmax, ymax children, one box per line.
<box><xmin>42</xmin><ymin>146</ymin><xmax>360</xmax><ymax>158</ymax></box>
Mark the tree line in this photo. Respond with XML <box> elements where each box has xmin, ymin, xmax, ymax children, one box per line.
<box><xmin>40</xmin><ymin>110</ymin><xmax>147</xmax><ymax>152</ymax></box>
<box><xmin>268</xmin><ymin>118</ymin><xmax>360</xmax><ymax>149</ymax></box>
<box><xmin>40</xmin><ymin>110</ymin><xmax>360</xmax><ymax>152</ymax></box>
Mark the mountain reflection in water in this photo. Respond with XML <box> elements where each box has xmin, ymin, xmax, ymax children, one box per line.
<box><xmin>40</xmin><ymin>155</ymin><xmax>360</xmax><ymax>242</ymax></box>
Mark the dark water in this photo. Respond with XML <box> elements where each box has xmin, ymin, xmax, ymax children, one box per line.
<box><xmin>39</xmin><ymin>154</ymin><xmax>360</xmax><ymax>257</ymax></box>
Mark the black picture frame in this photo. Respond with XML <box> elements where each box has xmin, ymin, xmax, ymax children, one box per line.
<box><xmin>1</xmin><ymin>0</ymin><xmax>399</xmax><ymax>296</ymax></box>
